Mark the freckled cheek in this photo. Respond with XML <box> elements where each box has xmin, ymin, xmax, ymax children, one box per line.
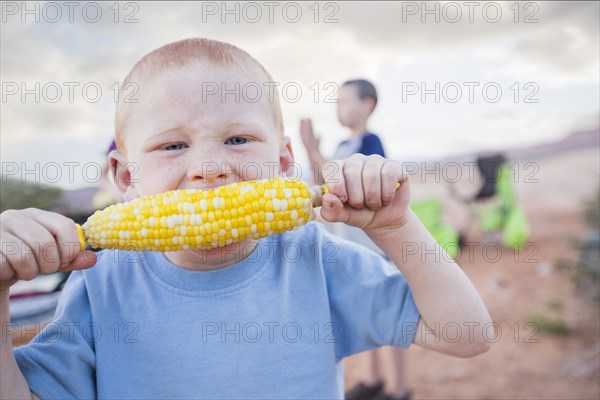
<box><xmin>135</xmin><ymin>158</ymin><xmax>182</xmax><ymax>192</ymax></box>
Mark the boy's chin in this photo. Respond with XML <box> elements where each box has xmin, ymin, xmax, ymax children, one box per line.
<box><xmin>184</xmin><ymin>240</ymin><xmax>258</xmax><ymax>261</ymax></box>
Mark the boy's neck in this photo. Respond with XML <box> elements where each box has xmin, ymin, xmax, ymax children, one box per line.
<box><xmin>348</xmin><ymin>124</ymin><xmax>368</xmax><ymax>137</ymax></box>
<box><xmin>163</xmin><ymin>240</ymin><xmax>260</xmax><ymax>272</ymax></box>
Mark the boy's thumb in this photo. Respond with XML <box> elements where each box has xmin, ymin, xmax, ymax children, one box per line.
<box><xmin>62</xmin><ymin>250</ymin><xmax>97</xmax><ymax>271</ymax></box>
<box><xmin>319</xmin><ymin>193</ymin><xmax>350</xmax><ymax>224</ymax></box>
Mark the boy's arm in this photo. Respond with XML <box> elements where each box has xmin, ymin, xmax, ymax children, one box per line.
<box><xmin>366</xmin><ymin>210</ymin><xmax>493</xmax><ymax>357</ymax></box>
<box><xmin>299</xmin><ymin>118</ymin><xmax>327</xmax><ymax>185</ymax></box>
<box><xmin>1</xmin><ymin>289</ymin><xmax>37</xmax><ymax>400</ymax></box>
<box><xmin>1</xmin><ymin>208</ymin><xmax>97</xmax><ymax>398</ymax></box>
<box><xmin>319</xmin><ymin>154</ymin><xmax>492</xmax><ymax>358</ymax></box>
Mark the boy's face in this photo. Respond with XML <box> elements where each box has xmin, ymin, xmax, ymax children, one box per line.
<box><xmin>112</xmin><ymin>64</ymin><xmax>293</xmax><ymax>200</ymax></box>
<box><xmin>109</xmin><ymin>63</ymin><xmax>293</xmax><ymax>269</ymax></box>
<box><xmin>336</xmin><ymin>85</ymin><xmax>372</xmax><ymax>128</ymax></box>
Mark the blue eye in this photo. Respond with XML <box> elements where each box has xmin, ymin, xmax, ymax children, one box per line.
<box><xmin>226</xmin><ymin>136</ymin><xmax>248</xmax><ymax>145</ymax></box>
<box><xmin>163</xmin><ymin>143</ymin><xmax>186</xmax><ymax>151</ymax></box>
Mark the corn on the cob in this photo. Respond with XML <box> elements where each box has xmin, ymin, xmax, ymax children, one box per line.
<box><xmin>78</xmin><ymin>178</ymin><xmax>315</xmax><ymax>251</ymax></box>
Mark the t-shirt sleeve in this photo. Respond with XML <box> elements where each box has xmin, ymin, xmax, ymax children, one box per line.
<box><xmin>322</xmin><ymin>236</ymin><xmax>420</xmax><ymax>360</ymax></box>
<box><xmin>13</xmin><ymin>271</ymin><xmax>96</xmax><ymax>399</ymax></box>
<box><xmin>358</xmin><ymin>133</ymin><xmax>386</xmax><ymax>157</ymax></box>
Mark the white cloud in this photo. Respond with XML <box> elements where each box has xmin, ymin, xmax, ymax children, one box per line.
<box><xmin>1</xmin><ymin>1</ymin><xmax>598</xmax><ymax>188</ymax></box>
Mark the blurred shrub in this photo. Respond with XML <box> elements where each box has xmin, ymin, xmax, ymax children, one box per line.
<box><xmin>555</xmin><ymin>188</ymin><xmax>600</xmax><ymax>303</ymax></box>
<box><xmin>524</xmin><ymin>313</ymin><xmax>569</xmax><ymax>336</ymax></box>
<box><xmin>576</xmin><ymin>188</ymin><xmax>600</xmax><ymax>302</ymax></box>
<box><xmin>0</xmin><ymin>176</ymin><xmax>63</xmax><ymax>212</ymax></box>
<box><xmin>583</xmin><ymin>187</ymin><xmax>599</xmax><ymax>230</ymax></box>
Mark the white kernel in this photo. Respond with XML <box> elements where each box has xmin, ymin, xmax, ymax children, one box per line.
<box><xmin>291</xmin><ymin>209</ymin><xmax>298</xmax><ymax>220</ymax></box>
<box><xmin>172</xmin><ymin>237</ymin><xmax>178</xmax><ymax>244</ymax></box>
<box><xmin>283</xmin><ymin>188</ymin><xmax>292</xmax><ymax>198</ymax></box>
<box><xmin>212</xmin><ymin>197</ymin><xmax>220</xmax><ymax>209</ymax></box>
<box><xmin>218</xmin><ymin>229</ymin><xmax>226</xmax><ymax>237</ymax></box>
<box><xmin>181</xmin><ymin>226</ymin><xmax>187</xmax><ymax>236</ymax></box>
<box><xmin>149</xmin><ymin>216</ymin><xmax>156</xmax><ymax>228</ymax></box>
<box><xmin>134</xmin><ymin>208</ymin><xmax>141</xmax><ymax>215</ymax></box>
<box><xmin>273</xmin><ymin>199</ymin><xmax>281</xmax><ymax>211</ymax></box>
<box><xmin>231</xmin><ymin>228</ymin><xmax>239</xmax><ymax>238</ymax></box>
<box><xmin>240</xmin><ymin>185</ymin><xmax>253</xmax><ymax>195</ymax></box>
<box><xmin>154</xmin><ymin>239</ymin><xmax>160</xmax><ymax>247</ymax></box>
<box><xmin>281</xmin><ymin>199</ymin><xmax>288</xmax><ymax>211</ymax></box>
<box><xmin>141</xmin><ymin>228</ymin><xmax>148</xmax><ymax>238</ymax></box>
<box><xmin>266</xmin><ymin>212</ymin><xmax>274</xmax><ymax>222</ymax></box>
<box><xmin>200</xmin><ymin>199</ymin><xmax>207</xmax><ymax>211</ymax></box>
<box><xmin>251</xmin><ymin>224</ymin><xmax>257</xmax><ymax>233</ymax></box>
<box><xmin>178</xmin><ymin>214</ymin><xmax>184</xmax><ymax>224</ymax></box>
<box><xmin>167</xmin><ymin>217</ymin><xmax>175</xmax><ymax>229</ymax></box>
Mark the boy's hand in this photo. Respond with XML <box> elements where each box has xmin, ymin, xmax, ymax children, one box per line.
<box><xmin>0</xmin><ymin>209</ymin><xmax>97</xmax><ymax>293</ymax></box>
<box><xmin>299</xmin><ymin>118</ymin><xmax>320</xmax><ymax>154</ymax></box>
<box><xmin>319</xmin><ymin>154</ymin><xmax>410</xmax><ymax>234</ymax></box>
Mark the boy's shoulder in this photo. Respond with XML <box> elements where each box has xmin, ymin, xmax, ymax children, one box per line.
<box><xmin>359</xmin><ymin>132</ymin><xmax>385</xmax><ymax>157</ymax></box>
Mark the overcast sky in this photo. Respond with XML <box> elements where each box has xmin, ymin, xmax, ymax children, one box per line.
<box><xmin>1</xmin><ymin>1</ymin><xmax>598</xmax><ymax>189</ymax></box>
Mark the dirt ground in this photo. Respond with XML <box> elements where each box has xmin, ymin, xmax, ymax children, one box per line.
<box><xmin>344</xmin><ymin>147</ymin><xmax>600</xmax><ymax>399</ymax></box>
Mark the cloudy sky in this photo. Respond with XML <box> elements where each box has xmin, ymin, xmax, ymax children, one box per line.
<box><xmin>1</xmin><ymin>1</ymin><xmax>598</xmax><ymax>189</ymax></box>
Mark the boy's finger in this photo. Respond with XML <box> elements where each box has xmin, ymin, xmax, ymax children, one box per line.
<box><xmin>323</xmin><ymin>160</ymin><xmax>347</xmax><ymax>203</ymax></box>
<box><xmin>29</xmin><ymin>210</ymin><xmax>81</xmax><ymax>267</ymax></box>
<box><xmin>362</xmin><ymin>156</ymin><xmax>385</xmax><ymax>210</ymax></box>
<box><xmin>6</xmin><ymin>217</ymin><xmax>61</xmax><ymax>275</ymax></box>
<box><xmin>1</xmin><ymin>233</ymin><xmax>39</xmax><ymax>281</ymax></box>
<box><xmin>343</xmin><ymin>157</ymin><xmax>365</xmax><ymax>209</ymax></box>
<box><xmin>61</xmin><ymin>250</ymin><xmax>97</xmax><ymax>271</ymax></box>
<box><xmin>0</xmin><ymin>250</ymin><xmax>16</xmax><ymax>282</ymax></box>
<box><xmin>319</xmin><ymin>193</ymin><xmax>350</xmax><ymax>224</ymax></box>
<box><xmin>381</xmin><ymin>161</ymin><xmax>401</xmax><ymax>206</ymax></box>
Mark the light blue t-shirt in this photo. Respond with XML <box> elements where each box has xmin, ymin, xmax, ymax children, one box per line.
<box><xmin>14</xmin><ymin>222</ymin><xmax>420</xmax><ymax>399</ymax></box>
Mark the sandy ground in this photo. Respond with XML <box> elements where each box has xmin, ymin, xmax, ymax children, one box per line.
<box><xmin>344</xmin><ymin>147</ymin><xmax>600</xmax><ymax>399</ymax></box>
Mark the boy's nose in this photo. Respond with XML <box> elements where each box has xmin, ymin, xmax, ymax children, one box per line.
<box><xmin>187</xmin><ymin>157</ymin><xmax>232</xmax><ymax>185</ymax></box>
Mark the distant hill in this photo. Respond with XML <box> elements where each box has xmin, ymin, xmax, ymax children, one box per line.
<box><xmin>55</xmin><ymin>186</ymin><xmax>98</xmax><ymax>216</ymax></box>
<box><xmin>438</xmin><ymin>128</ymin><xmax>599</xmax><ymax>165</ymax></box>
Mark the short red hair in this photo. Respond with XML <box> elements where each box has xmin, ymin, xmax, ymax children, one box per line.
<box><xmin>114</xmin><ymin>38</ymin><xmax>284</xmax><ymax>151</ymax></box>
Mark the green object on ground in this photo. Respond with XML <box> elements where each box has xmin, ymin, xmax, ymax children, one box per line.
<box><xmin>411</xmin><ymin>198</ymin><xmax>461</xmax><ymax>259</ymax></box>
<box><xmin>503</xmin><ymin>206</ymin><xmax>530</xmax><ymax>249</ymax></box>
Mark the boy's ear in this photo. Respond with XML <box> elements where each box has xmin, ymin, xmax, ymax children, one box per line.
<box><xmin>107</xmin><ymin>149</ymin><xmax>139</xmax><ymax>201</ymax></box>
<box><xmin>362</xmin><ymin>97</ymin><xmax>376</xmax><ymax>116</ymax></box>
<box><xmin>279</xmin><ymin>136</ymin><xmax>295</xmax><ymax>177</ymax></box>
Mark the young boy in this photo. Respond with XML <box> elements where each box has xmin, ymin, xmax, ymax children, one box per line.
<box><xmin>0</xmin><ymin>38</ymin><xmax>492</xmax><ymax>399</ymax></box>
<box><xmin>300</xmin><ymin>80</ymin><xmax>408</xmax><ymax>398</ymax></box>
<box><xmin>301</xmin><ymin>79</ymin><xmax>385</xmax><ymax>186</ymax></box>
